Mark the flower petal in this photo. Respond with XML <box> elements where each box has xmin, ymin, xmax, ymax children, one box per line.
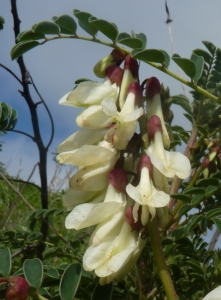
<box><xmin>62</xmin><ymin>188</ymin><xmax>105</xmax><ymax>211</ymax></box>
<box><xmin>102</xmin><ymin>98</ymin><xmax>118</xmax><ymax>118</ymax></box>
<box><xmin>59</xmin><ymin>81</ymin><xmax>118</xmax><ymax>107</ymax></box>
<box><xmin>65</xmin><ymin>202</ymin><xmax>123</xmax><ymax>229</ymax></box>
<box><xmin>57</xmin><ymin>145</ymin><xmax>116</xmax><ymax>166</ymax></box>
<box><xmin>122</xmin><ymin>107</ymin><xmax>143</xmax><ymax>122</ymax></box>
<box><xmin>57</xmin><ymin>129</ymin><xmax>107</xmax><ymax>153</ymax></box>
<box><xmin>202</xmin><ymin>286</ymin><xmax>221</xmax><ymax>300</ymax></box>
<box><xmin>76</xmin><ymin>105</ymin><xmax>112</xmax><ymax>129</ymax></box>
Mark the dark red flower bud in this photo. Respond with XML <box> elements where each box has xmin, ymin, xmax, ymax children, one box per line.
<box><xmin>146</xmin><ymin>77</ymin><xmax>161</xmax><ymax>100</ymax></box>
<box><xmin>128</xmin><ymin>82</ymin><xmax>143</xmax><ymax>107</ymax></box>
<box><xmin>108</xmin><ymin>168</ymin><xmax>128</xmax><ymax>193</ymax></box>
<box><xmin>147</xmin><ymin>115</ymin><xmax>162</xmax><ymax>141</ymax></box>
<box><xmin>111</xmin><ymin>49</ymin><xmax>126</xmax><ymax>65</ymax></box>
<box><xmin>202</xmin><ymin>157</ymin><xmax>210</xmax><ymax>169</ymax></box>
<box><xmin>125</xmin><ymin>205</ymin><xmax>144</xmax><ymax>231</ymax></box>
<box><xmin>137</xmin><ymin>155</ymin><xmax>153</xmax><ymax>179</ymax></box>
<box><xmin>105</xmin><ymin>65</ymin><xmax>123</xmax><ymax>86</ymax></box>
<box><xmin>124</xmin><ymin>55</ymin><xmax>139</xmax><ymax>78</ymax></box>
<box><xmin>0</xmin><ymin>276</ymin><xmax>29</xmax><ymax>300</ymax></box>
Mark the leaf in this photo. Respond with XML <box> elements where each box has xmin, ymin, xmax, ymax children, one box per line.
<box><xmin>172</xmin><ymin>94</ymin><xmax>191</xmax><ymax>114</ymax></box>
<box><xmin>54</xmin><ymin>15</ymin><xmax>77</xmax><ymax>34</ymax></box>
<box><xmin>191</xmin><ymin>194</ymin><xmax>204</xmax><ymax>206</ymax></box>
<box><xmin>183</xmin><ymin>187</ymin><xmax>205</xmax><ymax>195</ymax></box>
<box><xmin>196</xmin><ymin>125</ymin><xmax>207</xmax><ymax>136</ymax></box>
<box><xmin>117</xmin><ymin>32</ymin><xmax>143</xmax><ymax>49</ymax></box>
<box><xmin>27</xmin><ymin>232</ymin><xmax>43</xmax><ymax>242</ymax></box>
<box><xmin>45</xmin><ymin>267</ymin><xmax>59</xmax><ymax>279</ymax></box>
<box><xmin>205</xmin><ymin>185</ymin><xmax>218</xmax><ymax>197</ymax></box>
<box><xmin>211</xmin><ymin>172</ymin><xmax>221</xmax><ymax>179</ymax></box>
<box><xmin>172</xmin><ymin>54</ymin><xmax>196</xmax><ymax>79</ymax></box>
<box><xmin>73</xmin><ymin>10</ymin><xmax>97</xmax><ymax>36</ymax></box>
<box><xmin>59</xmin><ymin>263</ymin><xmax>82</xmax><ymax>300</ymax></box>
<box><xmin>11</xmin><ymin>41</ymin><xmax>39</xmax><ymax>60</ymax></box>
<box><xmin>196</xmin><ymin>178</ymin><xmax>219</xmax><ymax>187</ymax></box>
<box><xmin>160</xmin><ymin>50</ymin><xmax>170</xmax><ymax>67</ymax></box>
<box><xmin>193</xmin><ymin>48</ymin><xmax>211</xmax><ymax>64</ymax></box>
<box><xmin>33</xmin><ymin>21</ymin><xmax>60</xmax><ymax>35</ymax></box>
<box><xmin>0</xmin><ymin>248</ymin><xmax>11</xmax><ymax>276</ymax></box>
<box><xmin>92</xmin><ymin>282</ymin><xmax>113</xmax><ymax>300</ymax></box>
<box><xmin>89</xmin><ymin>17</ymin><xmax>118</xmax><ymax>41</ymax></box>
<box><xmin>17</xmin><ymin>30</ymin><xmax>45</xmax><ymax>42</ymax></box>
<box><xmin>190</xmin><ymin>53</ymin><xmax>204</xmax><ymax>81</ymax></box>
<box><xmin>23</xmin><ymin>258</ymin><xmax>43</xmax><ymax>290</ymax></box>
<box><xmin>131</xmin><ymin>48</ymin><xmax>166</xmax><ymax>64</ymax></box>
<box><xmin>178</xmin><ymin>204</ymin><xmax>190</xmax><ymax>217</ymax></box>
<box><xmin>212</xmin><ymin>217</ymin><xmax>221</xmax><ymax>232</ymax></box>
<box><xmin>183</xmin><ymin>113</ymin><xmax>194</xmax><ymax>123</ymax></box>
<box><xmin>134</xmin><ymin>32</ymin><xmax>147</xmax><ymax>49</ymax></box>
<box><xmin>205</xmin><ymin>208</ymin><xmax>221</xmax><ymax>219</ymax></box>
<box><xmin>170</xmin><ymin>194</ymin><xmax>191</xmax><ymax>202</ymax></box>
<box><xmin>202</xmin><ymin>41</ymin><xmax>216</xmax><ymax>55</ymax></box>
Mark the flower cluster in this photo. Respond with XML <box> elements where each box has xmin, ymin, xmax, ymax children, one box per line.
<box><xmin>57</xmin><ymin>50</ymin><xmax>191</xmax><ymax>284</ymax></box>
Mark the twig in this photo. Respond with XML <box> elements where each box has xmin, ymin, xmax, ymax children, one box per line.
<box><xmin>209</xmin><ymin>228</ymin><xmax>220</xmax><ymax>251</ymax></box>
<box><xmin>11</xmin><ymin>244</ymin><xmax>38</xmax><ymax>258</ymax></box>
<box><xmin>0</xmin><ymin>170</ymin><xmax>35</xmax><ymax>210</ymax></box>
<box><xmin>10</xmin><ymin>129</ymin><xmax>35</xmax><ymax>141</ymax></box>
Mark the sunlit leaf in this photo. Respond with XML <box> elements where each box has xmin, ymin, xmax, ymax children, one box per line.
<box><xmin>212</xmin><ymin>217</ymin><xmax>221</xmax><ymax>232</ymax></box>
<box><xmin>89</xmin><ymin>17</ymin><xmax>118</xmax><ymax>41</ymax></box>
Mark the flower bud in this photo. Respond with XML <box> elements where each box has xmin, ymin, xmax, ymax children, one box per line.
<box><xmin>137</xmin><ymin>155</ymin><xmax>153</xmax><ymax>179</ymax></box>
<box><xmin>0</xmin><ymin>276</ymin><xmax>29</xmax><ymax>300</ymax></box>
<box><xmin>125</xmin><ymin>205</ymin><xmax>143</xmax><ymax>231</ymax></box>
<box><xmin>127</xmin><ymin>82</ymin><xmax>143</xmax><ymax>107</ymax></box>
<box><xmin>119</xmin><ymin>55</ymin><xmax>139</xmax><ymax>108</ymax></box>
<box><xmin>146</xmin><ymin>77</ymin><xmax>161</xmax><ymax>100</ymax></box>
<box><xmin>209</xmin><ymin>146</ymin><xmax>221</xmax><ymax>162</ymax></box>
<box><xmin>105</xmin><ymin>65</ymin><xmax>123</xmax><ymax>86</ymax></box>
<box><xmin>147</xmin><ymin>115</ymin><xmax>162</xmax><ymax>141</ymax></box>
<box><xmin>94</xmin><ymin>49</ymin><xmax>126</xmax><ymax>78</ymax></box>
<box><xmin>108</xmin><ymin>168</ymin><xmax>128</xmax><ymax>193</ymax></box>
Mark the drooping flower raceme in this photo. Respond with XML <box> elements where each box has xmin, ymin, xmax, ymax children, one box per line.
<box><xmin>57</xmin><ymin>51</ymin><xmax>191</xmax><ymax>285</ymax></box>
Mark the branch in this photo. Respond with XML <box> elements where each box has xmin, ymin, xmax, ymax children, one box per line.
<box><xmin>0</xmin><ymin>63</ymin><xmax>22</xmax><ymax>85</ymax></box>
<box><xmin>29</xmin><ymin>74</ymin><xmax>54</xmax><ymax>150</ymax></box>
<box><xmin>209</xmin><ymin>228</ymin><xmax>220</xmax><ymax>251</ymax></box>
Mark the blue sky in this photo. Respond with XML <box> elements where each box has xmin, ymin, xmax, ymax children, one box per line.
<box><xmin>1</xmin><ymin>0</ymin><xmax>221</xmax><ymax>188</ymax></box>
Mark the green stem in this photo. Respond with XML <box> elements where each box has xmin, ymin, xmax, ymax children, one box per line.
<box><xmin>148</xmin><ymin>217</ymin><xmax>178</xmax><ymax>300</ymax></box>
<box><xmin>40</xmin><ymin>35</ymin><xmax>219</xmax><ymax>104</ymax></box>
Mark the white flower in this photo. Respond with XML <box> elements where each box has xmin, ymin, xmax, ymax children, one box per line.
<box><xmin>59</xmin><ymin>80</ymin><xmax>118</xmax><ymax>107</ymax></box>
<box><xmin>83</xmin><ymin>222</ymin><xmax>146</xmax><ymax>285</ymax></box>
<box><xmin>146</xmin><ymin>116</ymin><xmax>191</xmax><ymax>179</ymax></box>
<box><xmin>202</xmin><ymin>286</ymin><xmax>221</xmax><ymax>300</ymax></box>
<box><xmin>126</xmin><ymin>155</ymin><xmax>170</xmax><ymax>223</ymax></box>
<box><xmin>102</xmin><ymin>83</ymin><xmax>143</xmax><ymax>150</ymax></box>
